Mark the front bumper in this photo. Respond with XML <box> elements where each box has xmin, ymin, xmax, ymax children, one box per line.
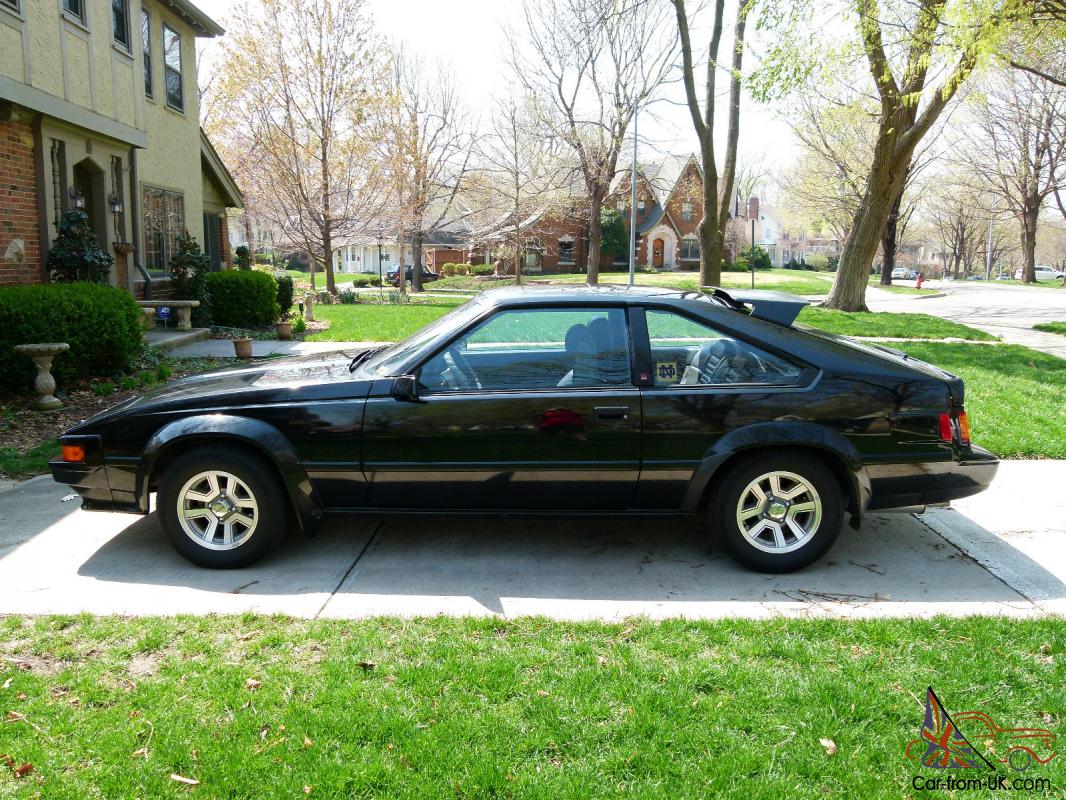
<box><xmin>49</xmin><ymin>459</ymin><xmax>144</xmax><ymax>514</ymax></box>
<box><xmin>866</xmin><ymin>445</ymin><xmax>999</xmax><ymax>511</ymax></box>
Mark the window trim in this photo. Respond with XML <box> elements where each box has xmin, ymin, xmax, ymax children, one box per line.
<box><xmin>412</xmin><ymin>303</ymin><xmax>637</xmax><ymax>396</ymax></box>
<box><xmin>635</xmin><ymin>304</ymin><xmax>813</xmax><ymax>391</ymax></box>
<box><xmin>1</xmin><ymin>0</ymin><xmax>21</xmax><ymax>17</ymax></box>
<box><xmin>111</xmin><ymin>0</ymin><xmax>130</xmax><ymax>51</ymax></box>
<box><xmin>61</xmin><ymin>0</ymin><xmax>85</xmax><ymax>25</ymax></box>
<box><xmin>680</xmin><ymin>236</ymin><xmax>700</xmax><ymax>261</ymax></box>
<box><xmin>141</xmin><ymin>8</ymin><xmax>153</xmax><ymax>99</ymax></box>
<box><xmin>141</xmin><ymin>184</ymin><xmax>185</xmax><ymax>275</ymax></box>
<box><xmin>162</xmin><ymin>23</ymin><xmax>183</xmax><ymax>113</ymax></box>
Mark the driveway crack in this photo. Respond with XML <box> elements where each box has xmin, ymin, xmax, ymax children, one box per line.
<box><xmin>314</xmin><ymin>520</ymin><xmax>384</xmax><ymax>618</ymax></box>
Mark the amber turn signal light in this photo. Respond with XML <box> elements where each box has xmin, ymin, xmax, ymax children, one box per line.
<box><xmin>957</xmin><ymin>411</ymin><xmax>970</xmax><ymax>445</ymax></box>
<box><xmin>61</xmin><ymin>444</ymin><xmax>86</xmax><ymax>463</ymax></box>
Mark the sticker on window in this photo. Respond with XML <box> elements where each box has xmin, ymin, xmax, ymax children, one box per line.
<box><xmin>654</xmin><ymin>360</ymin><xmax>680</xmax><ymax>384</ymax></box>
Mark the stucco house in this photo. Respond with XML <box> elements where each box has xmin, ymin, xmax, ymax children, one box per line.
<box><xmin>0</xmin><ymin>0</ymin><xmax>242</xmax><ymax>296</ymax></box>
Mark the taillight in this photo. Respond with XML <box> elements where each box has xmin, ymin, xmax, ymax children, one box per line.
<box><xmin>61</xmin><ymin>444</ymin><xmax>86</xmax><ymax>463</ymax></box>
<box><xmin>938</xmin><ymin>412</ymin><xmax>952</xmax><ymax>442</ymax></box>
<box><xmin>957</xmin><ymin>411</ymin><xmax>970</xmax><ymax>445</ymax></box>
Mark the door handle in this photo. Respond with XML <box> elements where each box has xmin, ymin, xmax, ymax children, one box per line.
<box><xmin>594</xmin><ymin>406</ymin><xmax>629</xmax><ymax>421</ymax></box>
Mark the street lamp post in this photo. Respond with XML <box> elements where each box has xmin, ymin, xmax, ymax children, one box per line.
<box><xmin>628</xmin><ymin>104</ymin><xmax>638</xmax><ymax>288</ymax></box>
<box><xmin>750</xmin><ymin>218</ymin><xmax>756</xmax><ymax>289</ymax></box>
<box><xmin>376</xmin><ymin>233</ymin><xmax>384</xmax><ymax>299</ymax></box>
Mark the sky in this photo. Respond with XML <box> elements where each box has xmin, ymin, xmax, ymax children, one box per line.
<box><xmin>193</xmin><ymin>0</ymin><xmax>799</xmax><ymax>183</ymax></box>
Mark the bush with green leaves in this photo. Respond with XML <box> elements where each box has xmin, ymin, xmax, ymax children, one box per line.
<box><xmin>740</xmin><ymin>245</ymin><xmax>772</xmax><ymax>270</ymax></box>
<box><xmin>600</xmin><ymin>207</ymin><xmax>628</xmax><ymax>260</ymax></box>
<box><xmin>453</xmin><ymin>263</ymin><xmax>469</xmax><ymax>276</ymax></box>
<box><xmin>168</xmin><ymin>233</ymin><xmax>213</xmax><ymax>327</ymax></box>
<box><xmin>471</xmin><ymin>264</ymin><xmax>494</xmax><ymax>276</ymax></box>
<box><xmin>0</xmin><ymin>283</ymin><xmax>142</xmax><ymax>392</ymax></box>
<box><xmin>206</xmin><ymin>270</ymin><xmax>279</xmax><ymax>328</ymax></box>
<box><xmin>338</xmin><ymin>289</ymin><xmax>359</xmax><ymax>304</ymax></box>
<box><xmin>47</xmin><ymin>211</ymin><xmax>114</xmax><ymax>284</ymax></box>
<box><xmin>441</xmin><ymin>263</ymin><xmax>457</xmax><ymax>277</ymax></box>
<box><xmin>274</xmin><ymin>273</ymin><xmax>295</xmax><ymax>317</ymax></box>
<box><xmin>806</xmin><ymin>254</ymin><xmax>830</xmax><ymax>271</ymax></box>
<box><xmin>234</xmin><ymin>245</ymin><xmax>252</xmax><ymax>271</ymax></box>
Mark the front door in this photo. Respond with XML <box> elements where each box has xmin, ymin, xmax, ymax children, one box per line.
<box><xmin>653</xmin><ymin>238</ymin><xmax>664</xmax><ymax>268</ymax></box>
<box><xmin>361</xmin><ymin>306</ymin><xmax>641</xmax><ymax>510</ymax></box>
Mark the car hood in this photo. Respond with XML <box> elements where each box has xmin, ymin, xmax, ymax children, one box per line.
<box><xmin>75</xmin><ymin>350</ymin><xmax>372</xmax><ymax>427</ymax></box>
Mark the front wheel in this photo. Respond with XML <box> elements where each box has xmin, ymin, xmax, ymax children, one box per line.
<box><xmin>157</xmin><ymin>446</ymin><xmax>288</xmax><ymax>568</ymax></box>
<box><xmin>709</xmin><ymin>452</ymin><xmax>844</xmax><ymax>573</ymax></box>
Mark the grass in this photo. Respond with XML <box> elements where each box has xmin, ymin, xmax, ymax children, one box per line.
<box><xmin>0</xmin><ymin>614</ymin><xmax>1062</xmax><ymax>799</ymax></box>
<box><xmin>310</xmin><ymin>298</ymin><xmax>467</xmax><ymax>342</ymax></box>
<box><xmin>990</xmin><ymin>278</ymin><xmax>1063</xmax><ymax>288</ymax></box>
<box><xmin>896</xmin><ymin>342</ymin><xmax>1066</xmax><ymax>459</ymax></box>
<box><xmin>1034</xmin><ymin>321</ymin><xmax>1066</xmax><ymax>336</ymax></box>
<box><xmin>869</xmin><ymin>283</ymin><xmax>939</xmax><ymax>296</ymax></box>
<box><xmin>0</xmin><ymin>438</ymin><xmax>58</xmax><ymax>480</ymax></box>
<box><xmin>797</xmin><ymin>308</ymin><xmax>996</xmax><ymax>341</ymax></box>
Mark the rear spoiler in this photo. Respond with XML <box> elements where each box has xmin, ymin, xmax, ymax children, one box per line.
<box><xmin>709</xmin><ymin>288</ymin><xmax>810</xmax><ymax>326</ymax></box>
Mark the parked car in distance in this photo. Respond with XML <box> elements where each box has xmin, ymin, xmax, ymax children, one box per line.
<box><xmin>891</xmin><ymin>268</ymin><xmax>918</xmax><ymax>280</ymax></box>
<box><xmin>387</xmin><ymin>265</ymin><xmax>440</xmax><ymax>287</ymax></box>
<box><xmin>51</xmin><ymin>286</ymin><xmax>997</xmax><ymax>573</ymax></box>
<box><xmin>1014</xmin><ymin>266</ymin><xmax>1064</xmax><ymax>281</ymax></box>
<box><xmin>966</xmin><ymin>274</ymin><xmax>984</xmax><ymax>281</ymax></box>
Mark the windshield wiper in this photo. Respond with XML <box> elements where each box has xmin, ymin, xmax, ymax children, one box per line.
<box><xmin>348</xmin><ymin>346</ymin><xmax>385</xmax><ymax>373</ymax></box>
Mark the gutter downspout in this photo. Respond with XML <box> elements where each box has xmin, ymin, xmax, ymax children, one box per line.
<box><xmin>128</xmin><ymin>145</ymin><xmax>152</xmax><ymax>299</ymax></box>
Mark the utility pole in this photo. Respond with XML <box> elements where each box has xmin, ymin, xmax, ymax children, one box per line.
<box><xmin>750</xmin><ymin>218</ymin><xmax>756</xmax><ymax>289</ymax></box>
<box><xmin>628</xmin><ymin>105</ymin><xmax>638</xmax><ymax>288</ymax></box>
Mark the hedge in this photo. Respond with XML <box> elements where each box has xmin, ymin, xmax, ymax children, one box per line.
<box><xmin>0</xmin><ymin>282</ymin><xmax>143</xmax><ymax>393</ymax></box>
<box><xmin>206</xmin><ymin>270</ymin><xmax>279</xmax><ymax>327</ymax></box>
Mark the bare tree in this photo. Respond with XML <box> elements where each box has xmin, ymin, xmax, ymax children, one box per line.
<box><xmin>213</xmin><ymin>0</ymin><xmax>384</xmax><ymax>294</ymax></box>
<box><xmin>672</xmin><ymin>0</ymin><xmax>749</xmax><ymax>287</ymax></box>
<box><xmin>379</xmin><ymin>53</ymin><xmax>477</xmax><ymax>293</ymax></box>
<box><xmin>511</xmin><ymin>0</ymin><xmax>674</xmax><ymax>284</ymax></box>
<box><xmin>959</xmin><ymin>54</ymin><xmax>1066</xmax><ymax>283</ymax></box>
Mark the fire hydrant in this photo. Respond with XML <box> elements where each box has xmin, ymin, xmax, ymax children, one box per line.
<box><xmin>916</xmin><ymin>273</ymin><xmax>924</xmax><ymax>289</ymax></box>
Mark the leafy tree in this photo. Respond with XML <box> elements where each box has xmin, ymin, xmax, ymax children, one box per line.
<box><xmin>47</xmin><ymin>211</ymin><xmax>113</xmax><ymax>284</ymax></box>
<box><xmin>169</xmin><ymin>233</ymin><xmax>213</xmax><ymax>327</ymax></box>
<box><xmin>740</xmin><ymin>245</ymin><xmax>771</xmax><ymax>269</ymax></box>
<box><xmin>600</xmin><ymin>208</ymin><xmax>628</xmax><ymax>260</ymax></box>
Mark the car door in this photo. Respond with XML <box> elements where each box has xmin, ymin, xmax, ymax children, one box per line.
<box><xmin>360</xmin><ymin>305</ymin><xmax>641</xmax><ymax>510</ymax></box>
<box><xmin>632</xmin><ymin>306</ymin><xmax>808</xmax><ymax>509</ymax></box>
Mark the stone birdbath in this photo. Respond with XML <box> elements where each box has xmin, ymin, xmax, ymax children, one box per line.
<box><xmin>14</xmin><ymin>342</ymin><xmax>70</xmax><ymax>411</ymax></box>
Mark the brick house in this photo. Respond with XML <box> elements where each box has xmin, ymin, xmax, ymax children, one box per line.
<box><xmin>0</xmin><ymin>0</ymin><xmax>242</xmax><ymax>297</ymax></box>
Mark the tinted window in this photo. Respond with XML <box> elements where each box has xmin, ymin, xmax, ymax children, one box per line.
<box><xmin>645</xmin><ymin>309</ymin><xmax>801</xmax><ymax>387</ymax></box>
<box><xmin>420</xmin><ymin>307</ymin><xmax>630</xmax><ymax>392</ymax></box>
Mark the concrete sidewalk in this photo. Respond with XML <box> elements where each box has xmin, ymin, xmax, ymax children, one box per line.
<box><xmin>0</xmin><ymin>461</ymin><xmax>1062</xmax><ymax>620</ymax></box>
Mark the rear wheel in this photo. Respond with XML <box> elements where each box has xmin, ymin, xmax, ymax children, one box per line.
<box><xmin>158</xmin><ymin>446</ymin><xmax>288</xmax><ymax>568</ymax></box>
<box><xmin>709</xmin><ymin>452</ymin><xmax>844</xmax><ymax>572</ymax></box>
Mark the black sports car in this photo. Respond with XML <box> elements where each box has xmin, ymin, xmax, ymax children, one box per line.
<box><xmin>386</xmin><ymin>265</ymin><xmax>439</xmax><ymax>287</ymax></box>
<box><xmin>51</xmin><ymin>286</ymin><xmax>997</xmax><ymax>572</ymax></box>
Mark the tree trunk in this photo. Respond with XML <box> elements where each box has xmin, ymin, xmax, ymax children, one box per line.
<box><xmin>698</xmin><ymin>142</ymin><xmax>721</xmax><ymax>288</ymax></box>
<box><xmin>1020</xmin><ymin>201</ymin><xmax>1038</xmax><ymax>283</ymax></box>
<box><xmin>322</xmin><ymin>220</ymin><xmax>336</xmax><ymax>295</ymax></box>
<box><xmin>243</xmin><ymin>212</ymin><xmax>254</xmax><ymax>263</ymax></box>
<box><xmin>879</xmin><ymin>188</ymin><xmax>904</xmax><ymax>286</ymax></box>
<box><xmin>586</xmin><ymin>192</ymin><xmax>603</xmax><ymax>285</ymax></box>
<box><xmin>396</xmin><ymin>223</ymin><xmax>406</xmax><ymax>296</ymax></box>
<box><xmin>412</xmin><ymin>227</ymin><xmax>424</xmax><ymax>293</ymax></box>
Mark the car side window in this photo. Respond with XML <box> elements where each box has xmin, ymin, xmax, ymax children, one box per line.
<box><xmin>419</xmin><ymin>307</ymin><xmax>631</xmax><ymax>392</ymax></box>
<box><xmin>645</xmin><ymin>309</ymin><xmax>802</xmax><ymax>387</ymax></box>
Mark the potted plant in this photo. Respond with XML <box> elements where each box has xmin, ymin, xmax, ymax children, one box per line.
<box><xmin>233</xmin><ymin>337</ymin><xmax>253</xmax><ymax>358</ymax></box>
<box><xmin>275</xmin><ymin>317</ymin><xmax>293</xmax><ymax>340</ymax></box>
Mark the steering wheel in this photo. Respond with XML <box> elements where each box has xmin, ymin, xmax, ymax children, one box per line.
<box><xmin>690</xmin><ymin>339</ymin><xmax>740</xmax><ymax>384</ymax></box>
<box><xmin>443</xmin><ymin>349</ymin><xmax>482</xmax><ymax>390</ymax></box>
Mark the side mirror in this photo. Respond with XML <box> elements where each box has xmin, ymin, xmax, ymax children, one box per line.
<box><xmin>391</xmin><ymin>374</ymin><xmax>422</xmax><ymax>403</ymax></box>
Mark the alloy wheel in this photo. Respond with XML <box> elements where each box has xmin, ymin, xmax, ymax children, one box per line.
<box><xmin>735</xmin><ymin>470</ymin><xmax>822</xmax><ymax>554</ymax></box>
<box><xmin>176</xmin><ymin>470</ymin><xmax>259</xmax><ymax>551</ymax></box>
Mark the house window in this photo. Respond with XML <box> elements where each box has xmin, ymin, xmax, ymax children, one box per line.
<box><xmin>558</xmin><ymin>239</ymin><xmax>574</xmax><ymax>264</ymax></box>
<box><xmin>1</xmin><ymin>0</ymin><xmax>20</xmax><ymax>12</ymax></box>
<box><xmin>163</xmin><ymin>24</ymin><xmax>183</xmax><ymax>112</ymax></box>
<box><xmin>112</xmin><ymin>0</ymin><xmax>130</xmax><ymax>49</ymax></box>
<box><xmin>637</xmin><ymin>199</ymin><xmax>645</xmax><ymax>215</ymax></box>
<box><xmin>142</xmin><ymin>186</ymin><xmax>185</xmax><ymax>271</ymax></box>
<box><xmin>681</xmin><ymin>202</ymin><xmax>694</xmax><ymax>222</ymax></box>
<box><xmin>62</xmin><ymin>0</ymin><xmax>84</xmax><ymax>22</ymax></box>
<box><xmin>523</xmin><ymin>239</ymin><xmax>543</xmax><ymax>272</ymax></box>
<box><xmin>141</xmin><ymin>10</ymin><xmax>153</xmax><ymax>97</ymax></box>
<box><xmin>680</xmin><ymin>236</ymin><xmax>699</xmax><ymax>260</ymax></box>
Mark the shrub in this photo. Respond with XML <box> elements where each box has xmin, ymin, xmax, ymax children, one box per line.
<box><xmin>441</xmin><ymin>263</ymin><xmax>456</xmax><ymax>277</ymax></box>
<box><xmin>454</xmin><ymin>263</ymin><xmax>470</xmax><ymax>276</ymax></box>
<box><xmin>274</xmin><ymin>273</ymin><xmax>295</xmax><ymax>316</ymax></box>
<box><xmin>740</xmin><ymin>245</ymin><xmax>772</xmax><ymax>270</ymax></box>
<box><xmin>338</xmin><ymin>289</ymin><xmax>359</xmax><ymax>304</ymax></box>
<box><xmin>139</xmin><ymin>369</ymin><xmax>156</xmax><ymax>386</ymax></box>
<box><xmin>48</xmin><ymin>211</ymin><xmax>114</xmax><ymax>284</ymax></box>
<box><xmin>471</xmin><ymin>264</ymin><xmax>494</xmax><ymax>276</ymax></box>
<box><xmin>806</xmin><ymin>254</ymin><xmax>829</xmax><ymax>271</ymax></box>
<box><xmin>292</xmin><ymin>313</ymin><xmax>306</xmax><ymax>334</ymax></box>
<box><xmin>206</xmin><ymin>270</ymin><xmax>279</xmax><ymax>327</ymax></box>
<box><xmin>0</xmin><ymin>283</ymin><xmax>142</xmax><ymax>392</ymax></box>
<box><xmin>351</xmin><ymin>274</ymin><xmax>372</xmax><ymax>288</ymax></box>
<box><xmin>234</xmin><ymin>245</ymin><xmax>252</xmax><ymax>271</ymax></box>
<box><xmin>826</xmin><ymin>254</ymin><xmax>840</xmax><ymax>272</ymax></box>
<box><xmin>93</xmin><ymin>381</ymin><xmax>116</xmax><ymax>396</ymax></box>
<box><xmin>169</xmin><ymin>234</ymin><xmax>213</xmax><ymax>326</ymax></box>
<box><xmin>156</xmin><ymin>362</ymin><xmax>172</xmax><ymax>382</ymax></box>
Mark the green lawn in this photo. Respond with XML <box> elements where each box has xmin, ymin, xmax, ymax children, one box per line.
<box><xmin>310</xmin><ymin>299</ymin><xmax>467</xmax><ymax>342</ymax></box>
<box><xmin>0</xmin><ymin>615</ymin><xmax>1062</xmax><ymax>798</ymax></box>
<box><xmin>868</xmin><ymin>283</ymin><xmax>939</xmax><ymax>296</ymax></box>
<box><xmin>797</xmin><ymin>308</ymin><xmax>996</xmax><ymax>341</ymax></box>
<box><xmin>435</xmin><ymin>269</ymin><xmax>831</xmax><ymax>297</ymax></box>
<box><xmin>1034</xmin><ymin>321</ymin><xmax>1066</xmax><ymax>336</ymax></box>
<box><xmin>896</xmin><ymin>342</ymin><xmax>1066</xmax><ymax>459</ymax></box>
<box><xmin>990</xmin><ymin>278</ymin><xmax>1063</xmax><ymax>288</ymax></box>
<box><xmin>0</xmin><ymin>437</ymin><xmax>58</xmax><ymax>480</ymax></box>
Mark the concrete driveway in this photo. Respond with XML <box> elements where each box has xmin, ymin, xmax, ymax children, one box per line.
<box><xmin>0</xmin><ymin>461</ymin><xmax>1063</xmax><ymax>620</ymax></box>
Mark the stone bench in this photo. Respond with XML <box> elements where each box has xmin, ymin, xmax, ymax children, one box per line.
<box><xmin>138</xmin><ymin>300</ymin><xmax>200</xmax><ymax>331</ymax></box>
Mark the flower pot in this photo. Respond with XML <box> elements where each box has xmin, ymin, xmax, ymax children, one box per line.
<box><xmin>276</xmin><ymin>321</ymin><xmax>293</xmax><ymax>341</ymax></box>
<box><xmin>233</xmin><ymin>338</ymin><xmax>253</xmax><ymax>358</ymax></box>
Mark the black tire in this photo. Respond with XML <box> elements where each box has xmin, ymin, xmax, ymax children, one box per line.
<box><xmin>709</xmin><ymin>451</ymin><xmax>844</xmax><ymax>573</ymax></box>
<box><xmin>157</xmin><ymin>445</ymin><xmax>289</xmax><ymax>569</ymax></box>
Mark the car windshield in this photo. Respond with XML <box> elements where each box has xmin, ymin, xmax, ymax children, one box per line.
<box><xmin>360</xmin><ymin>298</ymin><xmax>485</xmax><ymax>377</ymax></box>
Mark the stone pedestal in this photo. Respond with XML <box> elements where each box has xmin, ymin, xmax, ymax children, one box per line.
<box><xmin>303</xmin><ymin>293</ymin><xmax>314</xmax><ymax>322</ymax></box>
<box><xmin>14</xmin><ymin>343</ymin><xmax>70</xmax><ymax>411</ymax></box>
